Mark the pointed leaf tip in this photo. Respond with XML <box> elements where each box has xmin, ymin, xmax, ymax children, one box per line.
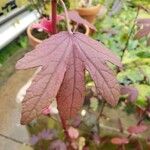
<box><xmin>61</xmin><ymin>10</ymin><xmax>97</xmax><ymax>31</ymax></box>
<box><xmin>16</xmin><ymin>32</ymin><xmax>121</xmax><ymax>124</ymax></box>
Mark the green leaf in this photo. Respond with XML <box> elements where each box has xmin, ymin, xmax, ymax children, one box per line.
<box><xmin>134</xmin><ymin>84</ymin><xmax>150</xmax><ymax>106</ymax></box>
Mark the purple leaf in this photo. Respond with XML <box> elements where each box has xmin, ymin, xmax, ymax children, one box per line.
<box><xmin>49</xmin><ymin>140</ymin><xmax>67</xmax><ymax>150</ymax></box>
<box><xmin>62</xmin><ymin>10</ymin><xmax>96</xmax><ymax>31</ymax></box>
<box><xmin>30</xmin><ymin>135</ymin><xmax>39</xmax><ymax>145</ymax></box>
<box><xmin>16</xmin><ymin>31</ymin><xmax>121</xmax><ymax>125</ymax></box>
<box><xmin>121</xmin><ymin>85</ymin><xmax>138</xmax><ymax>102</ymax></box>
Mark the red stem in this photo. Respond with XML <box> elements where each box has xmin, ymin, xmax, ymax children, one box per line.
<box><xmin>51</xmin><ymin>0</ymin><xmax>57</xmax><ymax>34</ymax></box>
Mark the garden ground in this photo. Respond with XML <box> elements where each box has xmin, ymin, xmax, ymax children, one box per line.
<box><xmin>0</xmin><ymin>46</ymin><xmax>33</xmax><ymax>150</ymax></box>
<box><xmin>0</xmin><ymin>46</ymin><xmax>149</xmax><ymax>150</ymax></box>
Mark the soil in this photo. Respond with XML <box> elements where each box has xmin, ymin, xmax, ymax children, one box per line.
<box><xmin>32</xmin><ymin>29</ymin><xmax>49</xmax><ymax>40</ymax></box>
<box><xmin>74</xmin><ymin>24</ymin><xmax>86</xmax><ymax>33</ymax></box>
<box><xmin>0</xmin><ymin>46</ymin><xmax>35</xmax><ymax>150</ymax></box>
<box><xmin>31</xmin><ymin>24</ymin><xmax>87</xmax><ymax>40</ymax></box>
<box><xmin>0</xmin><ymin>45</ymin><xmax>150</xmax><ymax>150</ymax></box>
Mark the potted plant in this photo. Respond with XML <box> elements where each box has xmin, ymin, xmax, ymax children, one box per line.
<box><xmin>16</xmin><ymin>0</ymin><xmax>122</xmax><ymax>149</ymax></box>
<box><xmin>27</xmin><ymin>15</ymin><xmax>90</xmax><ymax>48</ymax></box>
<box><xmin>27</xmin><ymin>0</ymin><xmax>91</xmax><ymax>48</ymax></box>
<box><xmin>76</xmin><ymin>0</ymin><xmax>101</xmax><ymax>23</ymax></box>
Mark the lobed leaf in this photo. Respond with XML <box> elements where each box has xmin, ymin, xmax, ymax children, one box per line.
<box><xmin>16</xmin><ymin>31</ymin><xmax>121</xmax><ymax>125</ymax></box>
<box><xmin>57</xmin><ymin>45</ymin><xmax>85</xmax><ymax>125</ymax></box>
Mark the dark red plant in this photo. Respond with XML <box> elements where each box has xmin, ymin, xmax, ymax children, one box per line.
<box><xmin>16</xmin><ymin>0</ymin><xmax>121</xmax><ymax>128</ymax></box>
<box><xmin>32</xmin><ymin>11</ymin><xmax>96</xmax><ymax>35</ymax></box>
<box><xmin>135</xmin><ymin>18</ymin><xmax>150</xmax><ymax>46</ymax></box>
<box><xmin>32</xmin><ymin>16</ymin><xmax>64</xmax><ymax>34</ymax></box>
<box><xmin>121</xmin><ymin>85</ymin><xmax>138</xmax><ymax>103</ymax></box>
<box><xmin>61</xmin><ymin>10</ymin><xmax>96</xmax><ymax>31</ymax></box>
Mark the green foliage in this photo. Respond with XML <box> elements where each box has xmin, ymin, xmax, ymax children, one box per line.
<box><xmin>0</xmin><ymin>35</ymin><xmax>28</xmax><ymax>64</ymax></box>
<box><xmin>58</xmin><ymin>0</ymin><xmax>70</xmax><ymax>13</ymax></box>
<box><xmin>131</xmin><ymin>0</ymin><xmax>150</xmax><ymax>7</ymax></box>
<box><xmin>93</xmin><ymin>1</ymin><xmax>150</xmax><ymax>107</ymax></box>
<box><xmin>135</xmin><ymin>84</ymin><xmax>150</xmax><ymax>106</ymax></box>
<box><xmin>27</xmin><ymin>0</ymin><xmax>51</xmax><ymax>16</ymax></box>
<box><xmin>17</xmin><ymin>36</ymin><xmax>28</xmax><ymax>48</ymax></box>
<box><xmin>124</xmin><ymin>103</ymin><xmax>136</xmax><ymax>115</ymax></box>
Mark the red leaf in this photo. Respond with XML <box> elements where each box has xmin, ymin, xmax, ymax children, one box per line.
<box><xmin>136</xmin><ymin>18</ymin><xmax>150</xmax><ymax>27</ymax></box>
<box><xmin>121</xmin><ymin>85</ymin><xmax>138</xmax><ymax>102</ymax></box>
<box><xmin>62</xmin><ymin>10</ymin><xmax>96</xmax><ymax>31</ymax></box>
<box><xmin>16</xmin><ymin>31</ymin><xmax>121</xmax><ymax>124</ymax></box>
<box><xmin>111</xmin><ymin>137</ymin><xmax>129</xmax><ymax>145</ymax></box>
<box><xmin>135</xmin><ymin>26</ymin><xmax>150</xmax><ymax>39</ymax></box>
<box><xmin>57</xmin><ymin>45</ymin><xmax>85</xmax><ymax>124</ymax></box>
<box><xmin>135</xmin><ymin>18</ymin><xmax>150</xmax><ymax>40</ymax></box>
<box><xmin>127</xmin><ymin>124</ymin><xmax>148</xmax><ymax>134</ymax></box>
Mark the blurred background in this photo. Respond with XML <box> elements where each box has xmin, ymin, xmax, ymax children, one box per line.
<box><xmin>0</xmin><ymin>0</ymin><xmax>150</xmax><ymax>150</ymax></box>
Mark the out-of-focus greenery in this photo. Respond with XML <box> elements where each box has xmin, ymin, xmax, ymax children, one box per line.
<box><xmin>0</xmin><ymin>0</ymin><xmax>6</xmax><ymax>9</ymax></box>
<box><xmin>0</xmin><ymin>36</ymin><xmax>28</xmax><ymax>65</ymax></box>
<box><xmin>93</xmin><ymin>0</ymin><xmax>150</xmax><ymax>107</ymax></box>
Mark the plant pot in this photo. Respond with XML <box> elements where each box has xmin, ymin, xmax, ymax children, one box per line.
<box><xmin>27</xmin><ymin>23</ymin><xmax>90</xmax><ymax>48</ymax></box>
<box><xmin>76</xmin><ymin>4</ymin><xmax>100</xmax><ymax>23</ymax></box>
<box><xmin>27</xmin><ymin>26</ymin><xmax>43</xmax><ymax>48</ymax></box>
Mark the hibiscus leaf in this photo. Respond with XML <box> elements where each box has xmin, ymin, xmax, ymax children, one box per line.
<box><xmin>62</xmin><ymin>10</ymin><xmax>97</xmax><ymax>31</ymax></box>
<box><xmin>57</xmin><ymin>45</ymin><xmax>85</xmax><ymax>126</ymax></box>
<box><xmin>16</xmin><ymin>31</ymin><xmax>121</xmax><ymax>125</ymax></box>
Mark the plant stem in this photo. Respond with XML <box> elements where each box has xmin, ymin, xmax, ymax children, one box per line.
<box><xmin>137</xmin><ymin>108</ymin><xmax>147</xmax><ymax>125</ymax></box>
<box><xmin>127</xmin><ymin>104</ymin><xmax>149</xmax><ymax>139</ymax></box>
<box><xmin>41</xmin><ymin>0</ymin><xmax>46</xmax><ymax>10</ymax></box>
<box><xmin>96</xmin><ymin>101</ymin><xmax>105</xmax><ymax>122</ymax></box>
<box><xmin>121</xmin><ymin>7</ymin><xmax>140</xmax><ymax>61</ymax></box>
<box><xmin>59</xmin><ymin>0</ymin><xmax>73</xmax><ymax>34</ymax></box>
<box><xmin>52</xmin><ymin>0</ymin><xmax>57</xmax><ymax>34</ymax></box>
<box><xmin>30</xmin><ymin>0</ymin><xmax>42</xmax><ymax>16</ymax></box>
<box><xmin>118</xmin><ymin>118</ymin><xmax>124</xmax><ymax>133</ymax></box>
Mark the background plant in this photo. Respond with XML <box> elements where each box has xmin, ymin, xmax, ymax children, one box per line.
<box><xmin>12</xmin><ymin>0</ymin><xmax>150</xmax><ymax>149</ymax></box>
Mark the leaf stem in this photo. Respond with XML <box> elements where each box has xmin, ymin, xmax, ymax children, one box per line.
<box><xmin>30</xmin><ymin>0</ymin><xmax>42</xmax><ymax>16</ymax></box>
<box><xmin>96</xmin><ymin>101</ymin><xmax>106</xmax><ymax>122</ymax></box>
<box><xmin>52</xmin><ymin>0</ymin><xmax>57</xmax><ymax>34</ymax></box>
<box><xmin>59</xmin><ymin>0</ymin><xmax>73</xmax><ymax>34</ymax></box>
<box><xmin>121</xmin><ymin>7</ymin><xmax>140</xmax><ymax>60</ymax></box>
